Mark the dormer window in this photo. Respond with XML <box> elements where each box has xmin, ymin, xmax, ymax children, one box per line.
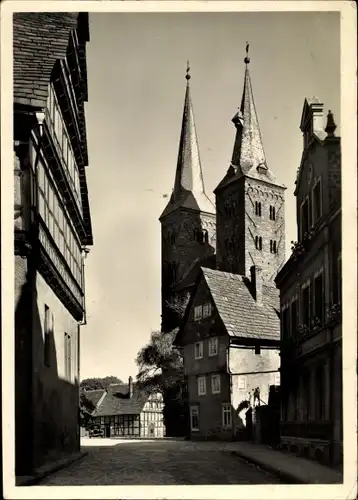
<box><xmin>312</xmin><ymin>178</ymin><xmax>322</xmax><ymax>223</ymax></box>
<box><xmin>203</xmin><ymin>302</ymin><xmax>212</xmax><ymax>319</ymax></box>
<box><xmin>194</xmin><ymin>306</ymin><xmax>203</xmax><ymax>321</ymax></box>
<box><xmin>255</xmin><ymin>201</ymin><xmax>262</xmax><ymax>216</ymax></box>
<box><xmin>269</xmin><ymin>206</ymin><xmax>276</xmax><ymax>221</ymax></box>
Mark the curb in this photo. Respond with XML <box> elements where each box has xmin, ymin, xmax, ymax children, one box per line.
<box><xmin>232</xmin><ymin>451</ymin><xmax>305</xmax><ymax>484</ymax></box>
<box><xmin>17</xmin><ymin>451</ymin><xmax>88</xmax><ymax>486</ymax></box>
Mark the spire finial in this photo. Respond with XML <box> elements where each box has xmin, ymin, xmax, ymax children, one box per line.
<box><xmin>186</xmin><ymin>60</ymin><xmax>191</xmax><ymax>81</ymax></box>
<box><xmin>244</xmin><ymin>41</ymin><xmax>250</xmax><ymax>65</ymax></box>
<box><xmin>325</xmin><ymin>109</ymin><xmax>337</xmax><ymax>137</ymax></box>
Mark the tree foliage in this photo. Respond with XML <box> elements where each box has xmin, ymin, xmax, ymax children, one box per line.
<box><xmin>79</xmin><ymin>392</ymin><xmax>96</xmax><ymax>428</ymax></box>
<box><xmin>80</xmin><ymin>375</ymin><xmax>123</xmax><ymax>391</ymax></box>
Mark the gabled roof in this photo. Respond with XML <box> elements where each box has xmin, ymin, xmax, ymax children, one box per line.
<box><xmin>91</xmin><ymin>383</ymin><xmax>150</xmax><ymax>417</ymax></box>
<box><xmin>83</xmin><ymin>389</ymin><xmax>106</xmax><ymax>408</ymax></box>
<box><xmin>160</xmin><ymin>67</ymin><xmax>215</xmax><ymax>220</ymax></box>
<box><xmin>175</xmin><ymin>267</ymin><xmax>280</xmax><ymax>345</ymax></box>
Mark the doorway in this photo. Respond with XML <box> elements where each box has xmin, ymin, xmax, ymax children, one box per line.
<box><xmin>148</xmin><ymin>423</ymin><xmax>155</xmax><ymax>438</ymax></box>
<box><xmin>105</xmin><ymin>425</ymin><xmax>111</xmax><ymax>438</ymax></box>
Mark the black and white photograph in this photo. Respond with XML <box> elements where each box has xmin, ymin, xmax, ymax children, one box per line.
<box><xmin>1</xmin><ymin>1</ymin><xmax>357</xmax><ymax>499</ymax></box>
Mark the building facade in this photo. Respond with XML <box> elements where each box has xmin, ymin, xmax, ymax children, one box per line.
<box><xmin>159</xmin><ymin>65</ymin><xmax>216</xmax><ymax>333</ymax></box>
<box><xmin>13</xmin><ymin>13</ymin><xmax>93</xmax><ymax>477</ymax></box>
<box><xmin>89</xmin><ymin>378</ymin><xmax>165</xmax><ymax>438</ymax></box>
<box><xmin>173</xmin><ymin>49</ymin><xmax>284</xmax><ymax>440</ymax></box>
<box><xmin>275</xmin><ymin>99</ymin><xmax>342</xmax><ymax>467</ymax></box>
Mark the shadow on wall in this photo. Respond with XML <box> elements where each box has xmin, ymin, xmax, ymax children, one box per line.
<box><xmin>15</xmin><ymin>255</ymin><xmax>80</xmax><ymax>478</ymax></box>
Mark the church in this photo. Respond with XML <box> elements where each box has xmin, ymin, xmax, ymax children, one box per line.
<box><xmin>160</xmin><ymin>46</ymin><xmax>284</xmax><ymax>439</ymax></box>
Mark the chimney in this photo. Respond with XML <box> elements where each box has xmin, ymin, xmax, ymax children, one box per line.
<box><xmin>128</xmin><ymin>376</ymin><xmax>133</xmax><ymax>398</ymax></box>
<box><xmin>250</xmin><ymin>265</ymin><xmax>263</xmax><ymax>305</ymax></box>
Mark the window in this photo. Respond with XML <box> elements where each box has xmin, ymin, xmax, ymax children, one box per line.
<box><xmin>282</xmin><ymin>306</ymin><xmax>290</xmax><ymax>338</ymax></box>
<box><xmin>290</xmin><ymin>299</ymin><xmax>298</xmax><ymax>338</ymax></box>
<box><xmin>211</xmin><ymin>374</ymin><xmax>221</xmax><ymax>394</ymax></box>
<box><xmin>190</xmin><ymin>406</ymin><xmax>199</xmax><ymax>431</ymax></box>
<box><xmin>255</xmin><ymin>236</ymin><xmax>262</xmax><ymax>250</ymax></box>
<box><xmin>203</xmin><ymin>302</ymin><xmax>212</xmax><ymax>319</ymax></box>
<box><xmin>313</xmin><ymin>272</ymin><xmax>324</xmax><ymax>323</ymax></box>
<box><xmin>64</xmin><ymin>333</ymin><xmax>72</xmax><ymax>381</ymax></box>
<box><xmin>44</xmin><ymin>305</ymin><xmax>52</xmax><ymax>367</ymax></box>
<box><xmin>255</xmin><ymin>346</ymin><xmax>261</xmax><ymax>355</ymax></box>
<box><xmin>312</xmin><ymin>179</ymin><xmax>322</xmax><ymax>223</ymax></box>
<box><xmin>197</xmin><ymin>376</ymin><xmax>206</xmax><ymax>396</ymax></box>
<box><xmin>270</xmin><ymin>240</ymin><xmax>278</xmax><ymax>254</ymax></box>
<box><xmin>222</xmin><ymin>404</ymin><xmax>232</xmax><ymax>428</ymax></box>
<box><xmin>300</xmin><ymin>197</ymin><xmax>311</xmax><ymax>239</ymax></box>
<box><xmin>315</xmin><ymin>364</ymin><xmax>325</xmax><ymax>420</ymax></box>
<box><xmin>302</xmin><ymin>282</ymin><xmax>311</xmax><ymax>327</ymax></box>
<box><xmin>237</xmin><ymin>377</ymin><xmax>246</xmax><ymax>391</ymax></box>
<box><xmin>194</xmin><ymin>305</ymin><xmax>203</xmax><ymax>321</ymax></box>
<box><xmin>270</xmin><ymin>205</ymin><xmax>276</xmax><ymax>221</ymax></box>
<box><xmin>302</xmin><ymin>369</ymin><xmax>311</xmax><ymax>420</ymax></box>
<box><xmin>194</xmin><ymin>341</ymin><xmax>203</xmax><ymax>360</ymax></box>
<box><xmin>208</xmin><ymin>337</ymin><xmax>218</xmax><ymax>357</ymax></box>
<box><xmin>255</xmin><ymin>201</ymin><xmax>262</xmax><ymax>216</ymax></box>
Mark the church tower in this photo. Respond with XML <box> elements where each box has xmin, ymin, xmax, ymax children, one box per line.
<box><xmin>160</xmin><ymin>64</ymin><xmax>216</xmax><ymax>333</ymax></box>
<box><xmin>214</xmin><ymin>45</ymin><xmax>286</xmax><ymax>284</ymax></box>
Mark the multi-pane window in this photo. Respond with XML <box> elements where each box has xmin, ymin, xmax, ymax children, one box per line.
<box><xmin>202</xmin><ymin>302</ymin><xmax>212</xmax><ymax>319</ymax></box>
<box><xmin>46</xmin><ymin>84</ymin><xmax>82</xmax><ymax>213</ymax></box>
<box><xmin>255</xmin><ymin>236</ymin><xmax>262</xmax><ymax>250</ymax></box>
<box><xmin>194</xmin><ymin>305</ymin><xmax>203</xmax><ymax>321</ymax></box>
<box><xmin>315</xmin><ymin>364</ymin><xmax>325</xmax><ymax>420</ymax></box>
<box><xmin>237</xmin><ymin>377</ymin><xmax>246</xmax><ymax>390</ymax></box>
<box><xmin>302</xmin><ymin>369</ymin><xmax>311</xmax><ymax>420</ymax></box>
<box><xmin>255</xmin><ymin>201</ymin><xmax>262</xmax><ymax>216</ymax></box>
<box><xmin>270</xmin><ymin>240</ymin><xmax>277</xmax><ymax>254</ymax></box>
<box><xmin>64</xmin><ymin>333</ymin><xmax>72</xmax><ymax>381</ymax></box>
<box><xmin>290</xmin><ymin>299</ymin><xmax>298</xmax><ymax>338</ymax></box>
<box><xmin>194</xmin><ymin>341</ymin><xmax>203</xmax><ymax>360</ymax></box>
<box><xmin>222</xmin><ymin>404</ymin><xmax>232</xmax><ymax>428</ymax></box>
<box><xmin>312</xmin><ymin>179</ymin><xmax>322</xmax><ymax>223</ymax></box>
<box><xmin>44</xmin><ymin>305</ymin><xmax>52</xmax><ymax>367</ymax></box>
<box><xmin>197</xmin><ymin>376</ymin><xmax>206</xmax><ymax>396</ymax></box>
<box><xmin>37</xmin><ymin>159</ymin><xmax>82</xmax><ymax>286</ymax></box>
<box><xmin>313</xmin><ymin>271</ymin><xmax>324</xmax><ymax>323</ymax></box>
<box><xmin>211</xmin><ymin>374</ymin><xmax>221</xmax><ymax>394</ymax></box>
<box><xmin>208</xmin><ymin>337</ymin><xmax>218</xmax><ymax>357</ymax></box>
<box><xmin>301</xmin><ymin>282</ymin><xmax>311</xmax><ymax>327</ymax></box>
<box><xmin>269</xmin><ymin>205</ymin><xmax>276</xmax><ymax>221</ymax></box>
<box><xmin>190</xmin><ymin>406</ymin><xmax>199</xmax><ymax>431</ymax></box>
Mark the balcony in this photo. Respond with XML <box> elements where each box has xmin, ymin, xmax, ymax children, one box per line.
<box><xmin>280</xmin><ymin>421</ymin><xmax>332</xmax><ymax>441</ymax></box>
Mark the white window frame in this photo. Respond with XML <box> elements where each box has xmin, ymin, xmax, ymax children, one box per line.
<box><xmin>237</xmin><ymin>376</ymin><xmax>246</xmax><ymax>391</ymax></box>
<box><xmin>197</xmin><ymin>376</ymin><xmax>206</xmax><ymax>396</ymax></box>
<box><xmin>211</xmin><ymin>374</ymin><xmax>221</xmax><ymax>394</ymax></box>
<box><xmin>208</xmin><ymin>337</ymin><xmax>218</xmax><ymax>357</ymax></box>
<box><xmin>194</xmin><ymin>341</ymin><xmax>203</xmax><ymax>360</ymax></box>
<box><xmin>194</xmin><ymin>305</ymin><xmax>203</xmax><ymax>321</ymax></box>
<box><xmin>222</xmin><ymin>403</ymin><xmax>232</xmax><ymax>428</ymax></box>
<box><xmin>203</xmin><ymin>302</ymin><xmax>212</xmax><ymax>319</ymax></box>
<box><xmin>190</xmin><ymin>405</ymin><xmax>199</xmax><ymax>431</ymax></box>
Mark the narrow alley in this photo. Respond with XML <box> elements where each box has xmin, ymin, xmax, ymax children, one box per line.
<box><xmin>38</xmin><ymin>438</ymin><xmax>283</xmax><ymax>485</ymax></box>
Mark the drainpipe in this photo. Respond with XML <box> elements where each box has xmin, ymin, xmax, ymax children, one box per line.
<box><xmin>226</xmin><ymin>342</ymin><xmax>235</xmax><ymax>440</ymax></box>
<box><xmin>79</xmin><ymin>247</ymin><xmax>90</xmax><ymax>325</ymax></box>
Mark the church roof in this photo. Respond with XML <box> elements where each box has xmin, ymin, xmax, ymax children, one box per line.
<box><xmin>215</xmin><ymin>46</ymin><xmax>284</xmax><ymax>192</ymax></box>
<box><xmin>201</xmin><ymin>267</ymin><xmax>280</xmax><ymax>341</ymax></box>
<box><xmin>160</xmin><ymin>65</ymin><xmax>215</xmax><ymax>219</ymax></box>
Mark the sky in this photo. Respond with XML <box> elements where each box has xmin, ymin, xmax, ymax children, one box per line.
<box><xmin>81</xmin><ymin>11</ymin><xmax>340</xmax><ymax>382</ymax></box>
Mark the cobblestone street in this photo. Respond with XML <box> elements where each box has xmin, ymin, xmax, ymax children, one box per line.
<box><xmin>38</xmin><ymin>438</ymin><xmax>282</xmax><ymax>485</ymax></box>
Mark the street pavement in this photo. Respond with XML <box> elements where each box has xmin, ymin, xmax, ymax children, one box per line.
<box><xmin>38</xmin><ymin>438</ymin><xmax>282</xmax><ymax>485</ymax></box>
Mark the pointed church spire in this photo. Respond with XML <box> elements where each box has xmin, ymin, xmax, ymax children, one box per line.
<box><xmin>160</xmin><ymin>63</ymin><xmax>215</xmax><ymax>219</ymax></box>
<box><xmin>229</xmin><ymin>44</ymin><xmax>277</xmax><ymax>183</ymax></box>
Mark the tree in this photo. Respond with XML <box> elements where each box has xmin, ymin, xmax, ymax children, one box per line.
<box><xmin>79</xmin><ymin>392</ymin><xmax>96</xmax><ymax>429</ymax></box>
<box><xmin>80</xmin><ymin>376</ymin><xmax>123</xmax><ymax>391</ymax></box>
